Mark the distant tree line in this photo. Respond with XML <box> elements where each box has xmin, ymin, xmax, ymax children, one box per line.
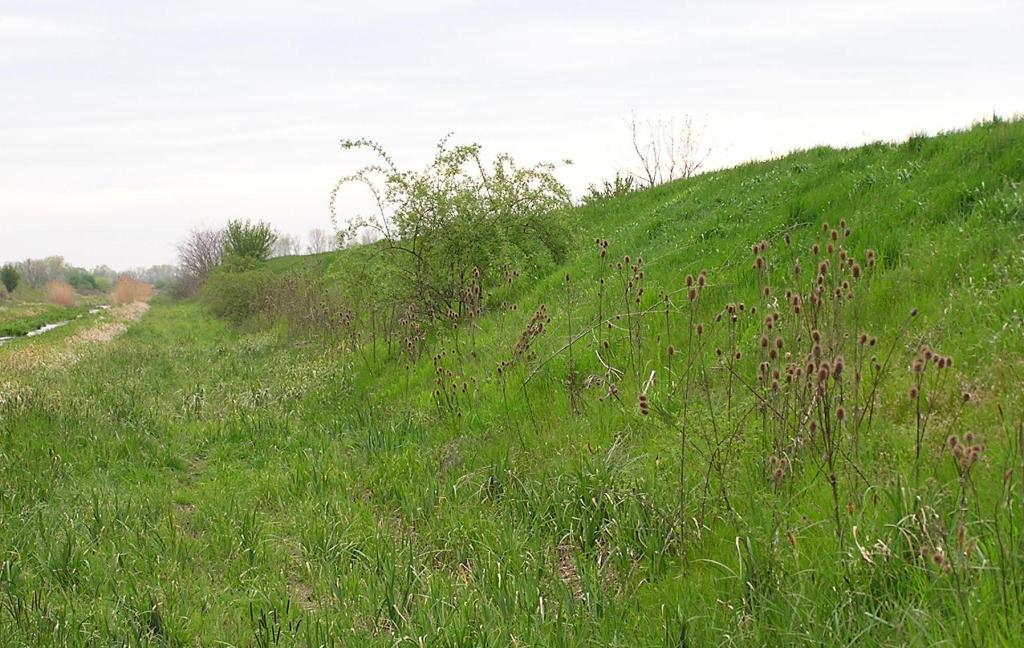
<box><xmin>0</xmin><ymin>256</ymin><xmax>179</xmax><ymax>297</ymax></box>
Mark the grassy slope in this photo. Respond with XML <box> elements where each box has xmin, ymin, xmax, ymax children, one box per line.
<box><xmin>1</xmin><ymin>119</ymin><xmax>1022</xmax><ymax>646</ymax></box>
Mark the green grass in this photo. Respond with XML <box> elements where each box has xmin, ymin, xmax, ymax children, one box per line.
<box><xmin>0</xmin><ymin>289</ymin><xmax>107</xmax><ymax>338</ymax></box>
<box><xmin>0</xmin><ymin>304</ymin><xmax>93</xmax><ymax>337</ymax></box>
<box><xmin>1</xmin><ymin>118</ymin><xmax>1023</xmax><ymax>646</ymax></box>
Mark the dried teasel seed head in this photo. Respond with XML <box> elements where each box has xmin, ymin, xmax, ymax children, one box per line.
<box><xmin>685</xmin><ymin>274</ymin><xmax>694</xmax><ymax>287</ymax></box>
<box><xmin>948</xmin><ymin>435</ymin><xmax>959</xmax><ymax>448</ymax></box>
<box><xmin>909</xmin><ymin>386</ymin><xmax>919</xmax><ymax>399</ymax></box>
<box><xmin>836</xmin><ymin>406</ymin><xmax>846</xmax><ymax>421</ymax></box>
<box><xmin>832</xmin><ymin>356</ymin><xmax>845</xmax><ymax>378</ymax></box>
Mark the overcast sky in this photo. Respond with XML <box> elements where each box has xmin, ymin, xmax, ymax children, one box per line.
<box><xmin>1</xmin><ymin>0</ymin><xmax>1021</xmax><ymax>269</ymax></box>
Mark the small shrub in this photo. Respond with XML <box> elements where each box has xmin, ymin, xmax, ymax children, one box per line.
<box><xmin>1</xmin><ymin>264</ymin><xmax>19</xmax><ymax>293</ymax></box>
<box><xmin>582</xmin><ymin>172</ymin><xmax>637</xmax><ymax>205</ymax></box>
<box><xmin>201</xmin><ymin>268</ymin><xmax>273</xmax><ymax>322</ymax></box>
<box><xmin>330</xmin><ymin>137</ymin><xmax>572</xmax><ymax>317</ymax></box>
<box><xmin>0</xmin><ymin>284</ymin><xmax>8</xmax><ymax>301</ymax></box>
<box><xmin>110</xmin><ymin>277</ymin><xmax>155</xmax><ymax>304</ymax></box>
<box><xmin>45</xmin><ymin>279</ymin><xmax>76</xmax><ymax>307</ymax></box>
<box><xmin>223</xmin><ymin>220</ymin><xmax>276</xmax><ymax>266</ymax></box>
<box><xmin>65</xmin><ymin>267</ymin><xmax>98</xmax><ymax>292</ymax></box>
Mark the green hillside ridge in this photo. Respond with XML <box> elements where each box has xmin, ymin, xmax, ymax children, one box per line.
<box><xmin>1</xmin><ymin>118</ymin><xmax>1022</xmax><ymax>645</ymax></box>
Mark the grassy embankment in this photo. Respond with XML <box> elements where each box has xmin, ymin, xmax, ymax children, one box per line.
<box><xmin>1</xmin><ymin>119</ymin><xmax>1023</xmax><ymax>645</ymax></box>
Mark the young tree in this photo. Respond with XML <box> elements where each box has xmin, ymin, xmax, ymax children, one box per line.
<box><xmin>628</xmin><ymin>114</ymin><xmax>712</xmax><ymax>188</ymax></box>
<box><xmin>306</xmin><ymin>228</ymin><xmax>334</xmax><ymax>254</ymax></box>
<box><xmin>223</xmin><ymin>220</ymin><xmax>276</xmax><ymax>265</ymax></box>
<box><xmin>14</xmin><ymin>259</ymin><xmax>47</xmax><ymax>288</ymax></box>
<box><xmin>0</xmin><ymin>264</ymin><xmax>19</xmax><ymax>293</ymax></box>
<box><xmin>177</xmin><ymin>228</ymin><xmax>224</xmax><ymax>294</ymax></box>
<box><xmin>271</xmin><ymin>232</ymin><xmax>303</xmax><ymax>258</ymax></box>
<box><xmin>330</xmin><ymin>136</ymin><xmax>572</xmax><ymax>315</ymax></box>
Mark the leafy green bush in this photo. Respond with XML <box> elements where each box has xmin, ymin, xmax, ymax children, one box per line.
<box><xmin>0</xmin><ymin>264</ymin><xmax>19</xmax><ymax>293</ymax></box>
<box><xmin>582</xmin><ymin>172</ymin><xmax>637</xmax><ymax>205</ymax></box>
<box><xmin>65</xmin><ymin>267</ymin><xmax>98</xmax><ymax>292</ymax></box>
<box><xmin>222</xmin><ymin>220</ymin><xmax>276</xmax><ymax>267</ymax></box>
<box><xmin>330</xmin><ymin>137</ymin><xmax>572</xmax><ymax>317</ymax></box>
<box><xmin>200</xmin><ymin>267</ymin><xmax>273</xmax><ymax>322</ymax></box>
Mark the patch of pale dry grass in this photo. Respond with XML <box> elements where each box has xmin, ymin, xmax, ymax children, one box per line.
<box><xmin>111</xmin><ymin>302</ymin><xmax>150</xmax><ymax>321</ymax></box>
<box><xmin>110</xmin><ymin>277</ymin><xmax>154</xmax><ymax>305</ymax></box>
<box><xmin>74</xmin><ymin>322</ymin><xmax>128</xmax><ymax>343</ymax></box>
<box><xmin>45</xmin><ymin>280</ymin><xmax>76</xmax><ymax>307</ymax></box>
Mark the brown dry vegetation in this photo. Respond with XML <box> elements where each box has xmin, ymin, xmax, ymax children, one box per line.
<box><xmin>110</xmin><ymin>277</ymin><xmax>155</xmax><ymax>304</ymax></box>
<box><xmin>44</xmin><ymin>279</ymin><xmax>76</xmax><ymax>307</ymax></box>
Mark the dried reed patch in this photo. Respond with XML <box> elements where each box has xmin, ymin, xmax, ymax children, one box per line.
<box><xmin>45</xmin><ymin>279</ymin><xmax>76</xmax><ymax>307</ymax></box>
<box><xmin>110</xmin><ymin>277</ymin><xmax>155</xmax><ymax>304</ymax></box>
